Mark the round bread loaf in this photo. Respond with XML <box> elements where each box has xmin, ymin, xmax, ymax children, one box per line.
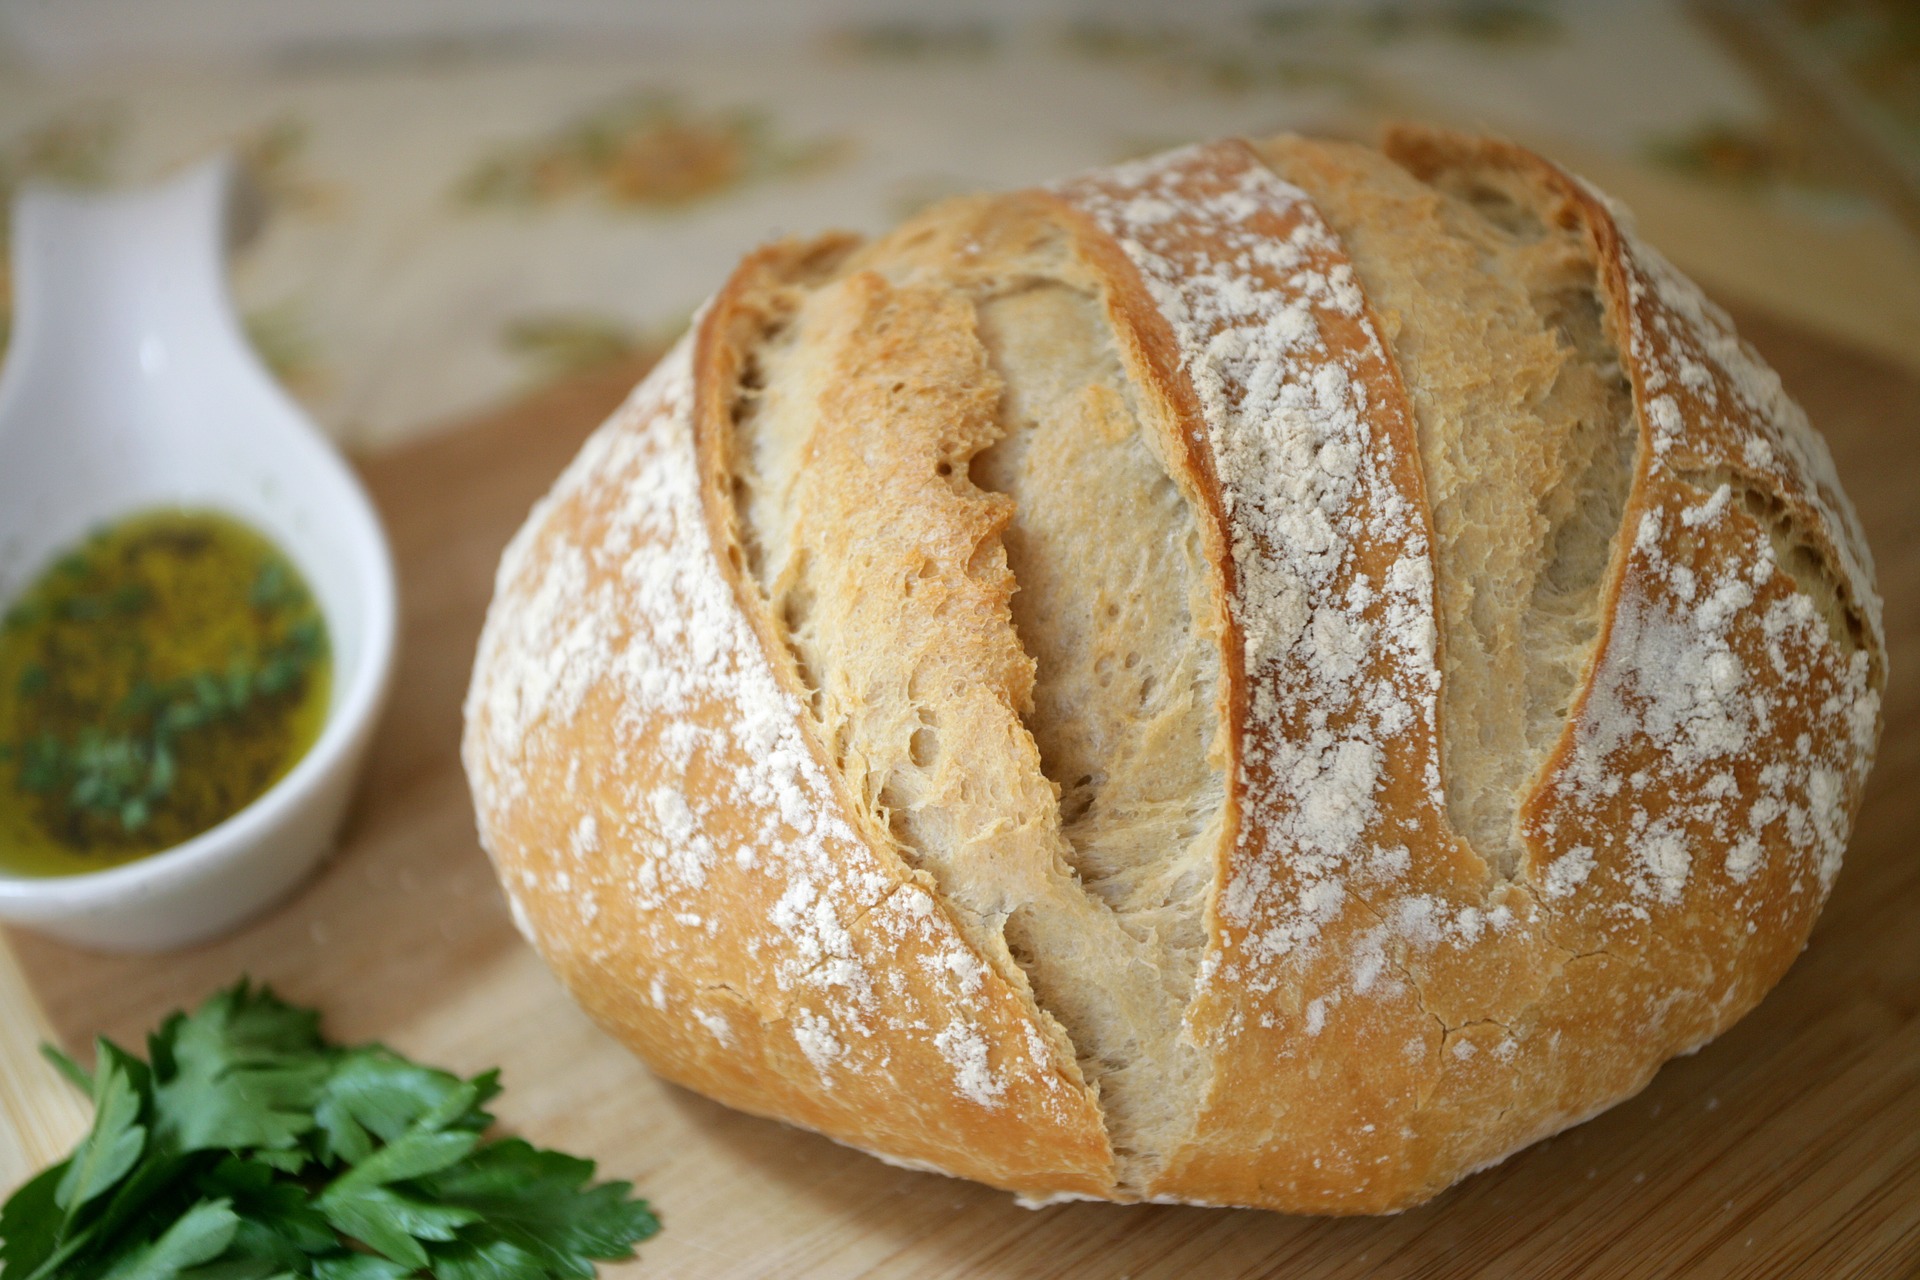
<box><xmin>462</xmin><ymin>125</ymin><xmax>1885</xmax><ymax>1213</ymax></box>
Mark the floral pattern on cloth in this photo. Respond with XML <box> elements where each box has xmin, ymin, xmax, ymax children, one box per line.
<box><xmin>0</xmin><ymin>1</ymin><xmax>1915</xmax><ymax>449</ymax></box>
<box><xmin>457</xmin><ymin>94</ymin><xmax>846</xmax><ymax>211</ymax></box>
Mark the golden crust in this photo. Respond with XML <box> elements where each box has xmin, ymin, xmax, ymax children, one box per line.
<box><xmin>462</xmin><ymin>127</ymin><xmax>1885</xmax><ymax>1213</ymax></box>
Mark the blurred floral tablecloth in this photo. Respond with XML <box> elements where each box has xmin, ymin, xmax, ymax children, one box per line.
<box><xmin>2</xmin><ymin>0</ymin><xmax>1916</xmax><ymax>449</ymax></box>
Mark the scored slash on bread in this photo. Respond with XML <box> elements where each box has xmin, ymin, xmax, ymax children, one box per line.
<box><xmin>462</xmin><ymin>126</ymin><xmax>1884</xmax><ymax>1213</ymax></box>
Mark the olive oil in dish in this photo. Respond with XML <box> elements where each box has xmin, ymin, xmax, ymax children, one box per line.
<box><xmin>0</xmin><ymin>509</ymin><xmax>331</xmax><ymax>876</ymax></box>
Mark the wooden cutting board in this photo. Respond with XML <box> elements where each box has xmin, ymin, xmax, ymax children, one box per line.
<box><xmin>8</xmin><ymin>303</ymin><xmax>1918</xmax><ymax>1278</ymax></box>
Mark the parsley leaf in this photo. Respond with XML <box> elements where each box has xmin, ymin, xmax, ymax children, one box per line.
<box><xmin>0</xmin><ymin>1168</ymin><xmax>65</xmax><ymax>1280</ymax></box>
<box><xmin>199</xmin><ymin>1156</ymin><xmax>336</xmax><ymax>1263</ymax></box>
<box><xmin>416</xmin><ymin>1141</ymin><xmax>662</xmax><ymax>1280</ymax></box>
<box><xmin>312</xmin><ymin>1258</ymin><xmax>414</xmax><ymax>1280</ymax></box>
<box><xmin>55</xmin><ymin>1056</ymin><xmax>147</xmax><ymax>1224</ymax></box>
<box><xmin>0</xmin><ymin>982</ymin><xmax>660</xmax><ymax>1279</ymax></box>
<box><xmin>149</xmin><ymin>983</ymin><xmax>331</xmax><ymax>1157</ymax></box>
<box><xmin>96</xmin><ymin>1198</ymin><xmax>237</xmax><ymax>1280</ymax></box>
<box><xmin>316</xmin><ymin>1132</ymin><xmax>484</xmax><ymax>1268</ymax></box>
<box><xmin>313</xmin><ymin>1052</ymin><xmax>489</xmax><ymax>1168</ymax></box>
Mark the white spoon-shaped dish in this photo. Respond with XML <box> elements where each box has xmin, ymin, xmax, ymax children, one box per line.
<box><xmin>0</xmin><ymin>156</ymin><xmax>396</xmax><ymax>951</ymax></box>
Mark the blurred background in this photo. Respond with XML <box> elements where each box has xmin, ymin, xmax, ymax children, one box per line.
<box><xmin>1</xmin><ymin>0</ymin><xmax>1915</xmax><ymax>449</ymax></box>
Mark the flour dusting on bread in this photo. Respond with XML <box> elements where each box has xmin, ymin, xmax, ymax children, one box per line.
<box><xmin>1058</xmin><ymin>143</ymin><xmax>1444</xmax><ymax>979</ymax></box>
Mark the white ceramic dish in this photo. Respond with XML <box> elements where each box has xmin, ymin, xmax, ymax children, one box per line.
<box><xmin>0</xmin><ymin>156</ymin><xmax>397</xmax><ymax>951</ymax></box>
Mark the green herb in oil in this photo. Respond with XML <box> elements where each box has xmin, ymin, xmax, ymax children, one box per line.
<box><xmin>0</xmin><ymin>509</ymin><xmax>331</xmax><ymax>875</ymax></box>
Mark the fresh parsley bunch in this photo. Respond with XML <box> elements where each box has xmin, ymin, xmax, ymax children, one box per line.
<box><xmin>0</xmin><ymin>982</ymin><xmax>659</xmax><ymax>1279</ymax></box>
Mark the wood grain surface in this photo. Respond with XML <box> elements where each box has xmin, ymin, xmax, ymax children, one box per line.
<box><xmin>8</xmin><ymin>305</ymin><xmax>1917</xmax><ymax>1278</ymax></box>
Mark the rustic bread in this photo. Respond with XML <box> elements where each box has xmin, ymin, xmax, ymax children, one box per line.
<box><xmin>462</xmin><ymin>125</ymin><xmax>1885</xmax><ymax>1213</ymax></box>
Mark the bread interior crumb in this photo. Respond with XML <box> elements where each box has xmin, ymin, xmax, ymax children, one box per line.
<box><xmin>722</xmin><ymin>195</ymin><xmax>1226</xmax><ymax>1186</ymax></box>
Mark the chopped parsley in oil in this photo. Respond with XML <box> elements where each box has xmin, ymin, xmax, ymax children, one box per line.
<box><xmin>0</xmin><ymin>509</ymin><xmax>330</xmax><ymax>875</ymax></box>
